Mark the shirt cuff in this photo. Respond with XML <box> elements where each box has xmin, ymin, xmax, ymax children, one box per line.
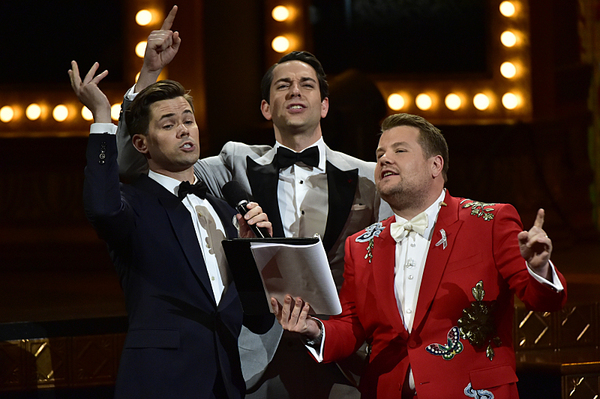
<box><xmin>90</xmin><ymin>123</ymin><xmax>117</xmax><ymax>135</ymax></box>
<box><xmin>303</xmin><ymin>317</ymin><xmax>325</xmax><ymax>363</ymax></box>
<box><xmin>125</xmin><ymin>85</ymin><xmax>138</xmax><ymax>100</ymax></box>
<box><xmin>527</xmin><ymin>260</ymin><xmax>564</xmax><ymax>292</ymax></box>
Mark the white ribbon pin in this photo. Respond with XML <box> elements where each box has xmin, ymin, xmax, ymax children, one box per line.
<box><xmin>435</xmin><ymin>229</ymin><xmax>447</xmax><ymax>250</ymax></box>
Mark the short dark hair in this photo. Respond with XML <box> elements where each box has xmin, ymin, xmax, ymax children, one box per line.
<box><xmin>125</xmin><ymin>80</ymin><xmax>194</xmax><ymax>138</ymax></box>
<box><xmin>260</xmin><ymin>51</ymin><xmax>329</xmax><ymax>104</ymax></box>
<box><xmin>381</xmin><ymin>113</ymin><xmax>450</xmax><ymax>182</ymax></box>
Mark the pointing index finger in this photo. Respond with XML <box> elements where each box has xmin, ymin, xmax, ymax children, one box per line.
<box><xmin>160</xmin><ymin>5</ymin><xmax>178</xmax><ymax>31</ymax></box>
<box><xmin>533</xmin><ymin>208</ymin><xmax>545</xmax><ymax>229</ymax></box>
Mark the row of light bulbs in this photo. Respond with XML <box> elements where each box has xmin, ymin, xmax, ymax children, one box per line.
<box><xmin>0</xmin><ymin>2</ymin><xmax>524</xmax><ymax>124</ymax></box>
<box><xmin>0</xmin><ymin>8</ymin><xmax>157</xmax><ymax>125</ymax></box>
<box><xmin>268</xmin><ymin>1</ymin><xmax>526</xmax><ymax>113</ymax></box>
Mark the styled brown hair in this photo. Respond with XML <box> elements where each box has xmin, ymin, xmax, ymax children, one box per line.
<box><xmin>125</xmin><ymin>80</ymin><xmax>194</xmax><ymax>138</ymax></box>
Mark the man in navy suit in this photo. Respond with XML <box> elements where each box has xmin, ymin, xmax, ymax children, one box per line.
<box><xmin>69</xmin><ymin>61</ymin><xmax>272</xmax><ymax>399</ymax></box>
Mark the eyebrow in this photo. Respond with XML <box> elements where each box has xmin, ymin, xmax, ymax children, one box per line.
<box><xmin>157</xmin><ymin>109</ymin><xmax>193</xmax><ymax>122</ymax></box>
<box><xmin>274</xmin><ymin>76</ymin><xmax>317</xmax><ymax>85</ymax></box>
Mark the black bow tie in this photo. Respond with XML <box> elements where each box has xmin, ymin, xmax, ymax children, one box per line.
<box><xmin>178</xmin><ymin>180</ymin><xmax>208</xmax><ymax>200</ymax></box>
<box><xmin>276</xmin><ymin>146</ymin><xmax>320</xmax><ymax>169</ymax></box>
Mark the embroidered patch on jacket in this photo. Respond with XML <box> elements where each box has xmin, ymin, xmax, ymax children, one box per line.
<box><xmin>460</xmin><ymin>199</ymin><xmax>497</xmax><ymax>221</ymax></box>
<box><xmin>355</xmin><ymin>222</ymin><xmax>385</xmax><ymax>264</ymax></box>
<box><xmin>464</xmin><ymin>382</ymin><xmax>494</xmax><ymax>399</ymax></box>
<box><xmin>458</xmin><ymin>280</ymin><xmax>501</xmax><ymax>361</ymax></box>
<box><xmin>425</xmin><ymin>326</ymin><xmax>464</xmax><ymax>360</ymax></box>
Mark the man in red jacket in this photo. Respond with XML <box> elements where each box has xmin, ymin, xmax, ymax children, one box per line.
<box><xmin>272</xmin><ymin>113</ymin><xmax>566</xmax><ymax>398</ymax></box>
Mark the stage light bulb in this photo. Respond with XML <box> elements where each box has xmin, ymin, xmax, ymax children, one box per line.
<box><xmin>499</xmin><ymin>2</ymin><xmax>516</xmax><ymax>17</ymax></box>
<box><xmin>445</xmin><ymin>94</ymin><xmax>461</xmax><ymax>111</ymax></box>
<box><xmin>500</xmin><ymin>62</ymin><xmax>517</xmax><ymax>78</ymax></box>
<box><xmin>26</xmin><ymin>104</ymin><xmax>42</xmax><ymax>120</ymax></box>
<box><xmin>502</xmin><ymin>92</ymin><xmax>519</xmax><ymax>109</ymax></box>
<box><xmin>272</xmin><ymin>36</ymin><xmax>290</xmax><ymax>53</ymax></box>
<box><xmin>53</xmin><ymin>105</ymin><xmax>69</xmax><ymax>122</ymax></box>
<box><xmin>415</xmin><ymin>94</ymin><xmax>432</xmax><ymax>111</ymax></box>
<box><xmin>136</xmin><ymin>10</ymin><xmax>153</xmax><ymax>26</ymax></box>
<box><xmin>501</xmin><ymin>31</ymin><xmax>517</xmax><ymax>47</ymax></box>
<box><xmin>272</xmin><ymin>6</ymin><xmax>290</xmax><ymax>21</ymax></box>
<box><xmin>0</xmin><ymin>106</ymin><xmax>14</xmax><ymax>122</ymax></box>
<box><xmin>135</xmin><ymin>41</ymin><xmax>147</xmax><ymax>58</ymax></box>
<box><xmin>387</xmin><ymin>94</ymin><xmax>405</xmax><ymax>111</ymax></box>
<box><xmin>473</xmin><ymin>93</ymin><xmax>490</xmax><ymax>110</ymax></box>
<box><xmin>82</xmin><ymin>106</ymin><xmax>93</xmax><ymax>121</ymax></box>
<box><xmin>111</xmin><ymin>104</ymin><xmax>121</xmax><ymax>121</ymax></box>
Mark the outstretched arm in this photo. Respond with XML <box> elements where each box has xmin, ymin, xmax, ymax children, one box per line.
<box><xmin>135</xmin><ymin>5</ymin><xmax>181</xmax><ymax>93</ymax></box>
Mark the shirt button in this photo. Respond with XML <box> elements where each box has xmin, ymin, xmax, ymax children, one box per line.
<box><xmin>406</xmin><ymin>308</ymin><xmax>413</xmax><ymax>314</ymax></box>
<box><xmin>301</xmin><ymin>210</ymin><xmax>305</xmax><ymax>215</ymax></box>
<box><xmin>408</xmin><ymin>275</ymin><xmax>414</xmax><ymax>280</ymax></box>
<box><xmin>299</xmin><ymin>180</ymin><xmax>304</xmax><ymax>184</ymax></box>
<box><xmin>211</xmin><ymin>276</ymin><xmax>215</xmax><ymax>281</ymax></box>
<box><xmin>410</xmin><ymin>242</ymin><xmax>416</xmax><ymax>247</ymax></box>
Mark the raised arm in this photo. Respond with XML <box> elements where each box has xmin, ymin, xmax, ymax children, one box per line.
<box><xmin>135</xmin><ymin>5</ymin><xmax>181</xmax><ymax>93</ymax></box>
<box><xmin>68</xmin><ymin>61</ymin><xmax>110</xmax><ymax>123</ymax></box>
<box><xmin>518</xmin><ymin>208</ymin><xmax>552</xmax><ymax>279</ymax></box>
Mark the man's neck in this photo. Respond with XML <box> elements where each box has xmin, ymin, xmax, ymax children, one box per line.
<box><xmin>391</xmin><ymin>188</ymin><xmax>445</xmax><ymax>220</ymax></box>
<box><xmin>149</xmin><ymin>166</ymin><xmax>195</xmax><ymax>183</ymax></box>
<box><xmin>274</xmin><ymin>126</ymin><xmax>323</xmax><ymax>152</ymax></box>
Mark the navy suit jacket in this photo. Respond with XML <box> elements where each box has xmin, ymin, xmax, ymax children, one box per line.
<box><xmin>84</xmin><ymin>133</ymin><xmax>247</xmax><ymax>399</ymax></box>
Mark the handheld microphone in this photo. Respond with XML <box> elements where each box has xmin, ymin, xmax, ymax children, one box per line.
<box><xmin>222</xmin><ymin>181</ymin><xmax>271</xmax><ymax>238</ymax></box>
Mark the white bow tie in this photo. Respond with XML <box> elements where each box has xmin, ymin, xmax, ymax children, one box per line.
<box><xmin>390</xmin><ymin>212</ymin><xmax>428</xmax><ymax>242</ymax></box>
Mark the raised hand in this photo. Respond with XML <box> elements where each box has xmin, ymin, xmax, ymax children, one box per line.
<box><xmin>518</xmin><ymin>208</ymin><xmax>552</xmax><ymax>277</ymax></box>
<box><xmin>136</xmin><ymin>5</ymin><xmax>181</xmax><ymax>92</ymax></box>
<box><xmin>68</xmin><ymin>61</ymin><xmax>111</xmax><ymax>123</ymax></box>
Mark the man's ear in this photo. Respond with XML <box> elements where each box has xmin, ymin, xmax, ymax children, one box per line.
<box><xmin>320</xmin><ymin>97</ymin><xmax>329</xmax><ymax>119</ymax></box>
<box><xmin>132</xmin><ymin>134</ymin><xmax>149</xmax><ymax>155</ymax></box>
<box><xmin>431</xmin><ymin>155</ymin><xmax>444</xmax><ymax>178</ymax></box>
<box><xmin>260</xmin><ymin>99</ymin><xmax>272</xmax><ymax>121</ymax></box>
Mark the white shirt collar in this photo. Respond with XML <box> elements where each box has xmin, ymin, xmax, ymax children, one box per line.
<box><xmin>147</xmin><ymin>170</ymin><xmax>197</xmax><ymax>197</ymax></box>
<box><xmin>393</xmin><ymin>189</ymin><xmax>447</xmax><ymax>240</ymax></box>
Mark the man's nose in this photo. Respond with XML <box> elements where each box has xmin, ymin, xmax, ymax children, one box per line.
<box><xmin>177</xmin><ymin>123</ymin><xmax>189</xmax><ymax>137</ymax></box>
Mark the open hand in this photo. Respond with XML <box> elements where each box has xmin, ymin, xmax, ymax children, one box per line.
<box><xmin>68</xmin><ymin>61</ymin><xmax>111</xmax><ymax>123</ymax></box>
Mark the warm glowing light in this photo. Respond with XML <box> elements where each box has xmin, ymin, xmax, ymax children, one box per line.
<box><xmin>387</xmin><ymin>94</ymin><xmax>405</xmax><ymax>111</ymax></box>
<box><xmin>445</xmin><ymin>94</ymin><xmax>462</xmax><ymax>111</ymax></box>
<box><xmin>502</xmin><ymin>92</ymin><xmax>519</xmax><ymax>109</ymax></box>
<box><xmin>501</xmin><ymin>31</ymin><xmax>517</xmax><ymax>47</ymax></box>
<box><xmin>499</xmin><ymin>1</ymin><xmax>516</xmax><ymax>17</ymax></box>
<box><xmin>272</xmin><ymin>6</ymin><xmax>290</xmax><ymax>21</ymax></box>
<box><xmin>26</xmin><ymin>104</ymin><xmax>42</xmax><ymax>120</ymax></box>
<box><xmin>135</xmin><ymin>41</ymin><xmax>147</xmax><ymax>58</ymax></box>
<box><xmin>271</xmin><ymin>36</ymin><xmax>290</xmax><ymax>53</ymax></box>
<box><xmin>0</xmin><ymin>106</ymin><xmax>14</xmax><ymax>122</ymax></box>
<box><xmin>82</xmin><ymin>106</ymin><xmax>93</xmax><ymax>121</ymax></box>
<box><xmin>111</xmin><ymin>104</ymin><xmax>121</xmax><ymax>121</ymax></box>
<box><xmin>500</xmin><ymin>62</ymin><xmax>517</xmax><ymax>78</ymax></box>
<box><xmin>415</xmin><ymin>94</ymin><xmax>432</xmax><ymax>111</ymax></box>
<box><xmin>136</xmin><ymin>9</ymin><xmax>153</xmax><ymax>26</ymax></box>
<box><xmin>53</xmin><ymin>105</ymin><xmax>69</xmax><ymax>122</ymax></box>
<box><xmin>135</xmin><ymin>72</ymin><xmax>141</xmax><ymax>82</ymax></box>
<box><xmin>473</xmin><ymin>93</ymin><xmax>490</xmax><ymax>110</ymax></box>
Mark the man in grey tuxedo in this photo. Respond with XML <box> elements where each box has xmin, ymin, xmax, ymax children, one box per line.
<box><xmin>116</xmin><ymin>6</ymin><xmax>392</xmax><ymax>398</ymax></box>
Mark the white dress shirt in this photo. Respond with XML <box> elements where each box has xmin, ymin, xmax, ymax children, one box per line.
<box><xmin>274</xmin><ymin>138</ymin><xmax>328</xmax><ymax>239</ymax></box>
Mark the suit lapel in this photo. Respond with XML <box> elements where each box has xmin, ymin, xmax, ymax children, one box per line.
<box><xmin>412</xmin><ymin>194</ymin><xmax>463</xmax><ymax>332</ymax></box>
<box><xmin>323</xmin><ymin>161</ymin><xmax>358</xmax><ymax>253</ymax></box>
<box><xmin>246</xmin><ymin>156</ymin><xmax>284</xmax><ymax>237</ymax></box>
<box><xmin>134</xmin><ymin>175</ymin><xmax>217</xmax><ymax>304</ymax></box>
<box><xmin>371</xmin><ymin>218</ymin><xmax>409</xmax><ymax>339</ymax></box>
